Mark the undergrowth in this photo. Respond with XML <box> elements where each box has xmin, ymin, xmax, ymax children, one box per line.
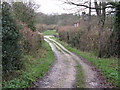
<box><xmin>76</xmin><ymin>61</ymin><xmax>85</xmax><ymax>88</ymax></box>
<box><xmin>2</xmin><ymin>41</ymin><xmax>55</xmax><ymax>88</ymax></box>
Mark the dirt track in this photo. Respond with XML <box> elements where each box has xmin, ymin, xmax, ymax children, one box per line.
<box><xmin>33</xmin><ymin>36</ymin><xmax>109</xmax><ymax>88</ymax></box>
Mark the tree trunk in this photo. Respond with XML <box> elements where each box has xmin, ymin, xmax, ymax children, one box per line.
<box><xmin>115</xmin><ymin>3</ymin><xmax>120</xmax><ymax>58</ymax></box>
<box><xmin>88</xmin><ymin>0</ymin><xmax>91</xmax><ymax>31</ymax></box>
<box><xmin>97</xmin><ymin>2</ymin><xmax>106</xmax><ymax>58</ymax></box>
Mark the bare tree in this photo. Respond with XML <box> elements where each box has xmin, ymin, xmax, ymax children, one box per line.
<box><xmin>63</xmin><ymin>0</ymin><xmax>116</xmax><ymax>57</ymax></box>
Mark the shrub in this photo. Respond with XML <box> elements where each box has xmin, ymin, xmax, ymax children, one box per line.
<box><xmin>13</xmin><ymin>2</ymin><xmax>37</xmax><ymax>31</ymax></box>
<box><xmin>20</xmin><ymin>24</ymin><xmax>44</xmax><ymax>53</ymax></box>
<box><xmin>2</xmin><ymin>2</ymin><xmax>22</xmax><ymax>76</ymax></box>
<box><xmin>58</xmin><ymin>25</ymin><xmax>111</xmax><ymax>54</ymax></box>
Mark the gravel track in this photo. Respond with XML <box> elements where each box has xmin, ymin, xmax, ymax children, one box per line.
<box><xmin>33</xmin><ymin>36</ymin><xmax>109</xmax><ymax>88</ymax></box>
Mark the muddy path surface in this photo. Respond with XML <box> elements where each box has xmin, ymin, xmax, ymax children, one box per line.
<box><xmin>33</xmin><ymin>36</ymin><xmax>109</xmax><ymax>88</ymax></box>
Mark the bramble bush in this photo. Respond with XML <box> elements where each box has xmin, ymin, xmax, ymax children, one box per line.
<box><xmin>58</xmin><ymin>26</ymin><xmax>100</xmax><ymax>52</ymax></box>
<box><xmin>20</xmin><ymin>24</ymin><xmax>44</xmax><ymax>53</ymax></box>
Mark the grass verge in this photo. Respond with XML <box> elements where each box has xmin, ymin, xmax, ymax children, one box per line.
<box><xmin>76</xmin><ymin>61</ymin><xmax>85</xmax><ymax>88</ymax></box>
<box><xmin>51</xmin><ymin>36</ymin><xmax>119</xmax><ymax>88</ymax></box>
<box><xmin>2</xmin><ymin>41</ymin><xmax>55</xmax><ymax>88</ymax></box>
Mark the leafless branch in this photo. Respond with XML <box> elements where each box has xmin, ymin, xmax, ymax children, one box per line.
<box><xmin>64</xmin><ymin>1</ymin><xmax>116</xmax><ymax>10</ymax></box>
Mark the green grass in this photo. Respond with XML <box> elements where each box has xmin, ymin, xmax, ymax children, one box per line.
<box><xmin>51</xmin><ymin>36</ymin><xmax>119</xmax><ymax>88</ymax></box>
<box><xmin>43</xmin><ymin>30</ymin><xmax>58</xmax><ymax>35</ymax></box>
<box><xmin>76</xmin><ymin>61</ymin><xmax>85</xmax><ymax>88</ymax></box>
<box><xmin>2</xmin><ymin>41</ymin><xmax>55</xmax><ymax>88</ymax></box>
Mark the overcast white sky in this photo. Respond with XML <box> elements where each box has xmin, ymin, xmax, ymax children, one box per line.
<box><xmin>34</xmin><ymin>0</ymin><xmax>78</xmax><ymax>14</ymax></box>
<box><xmin>33</xmin><ymin>0</ymin><xmax>120</xmax><ymax>14</ymax></box>
<box><xmin>3</xmin><ymin>0</ymin><xmax>119</xmax><ymax>14</ymax></box>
